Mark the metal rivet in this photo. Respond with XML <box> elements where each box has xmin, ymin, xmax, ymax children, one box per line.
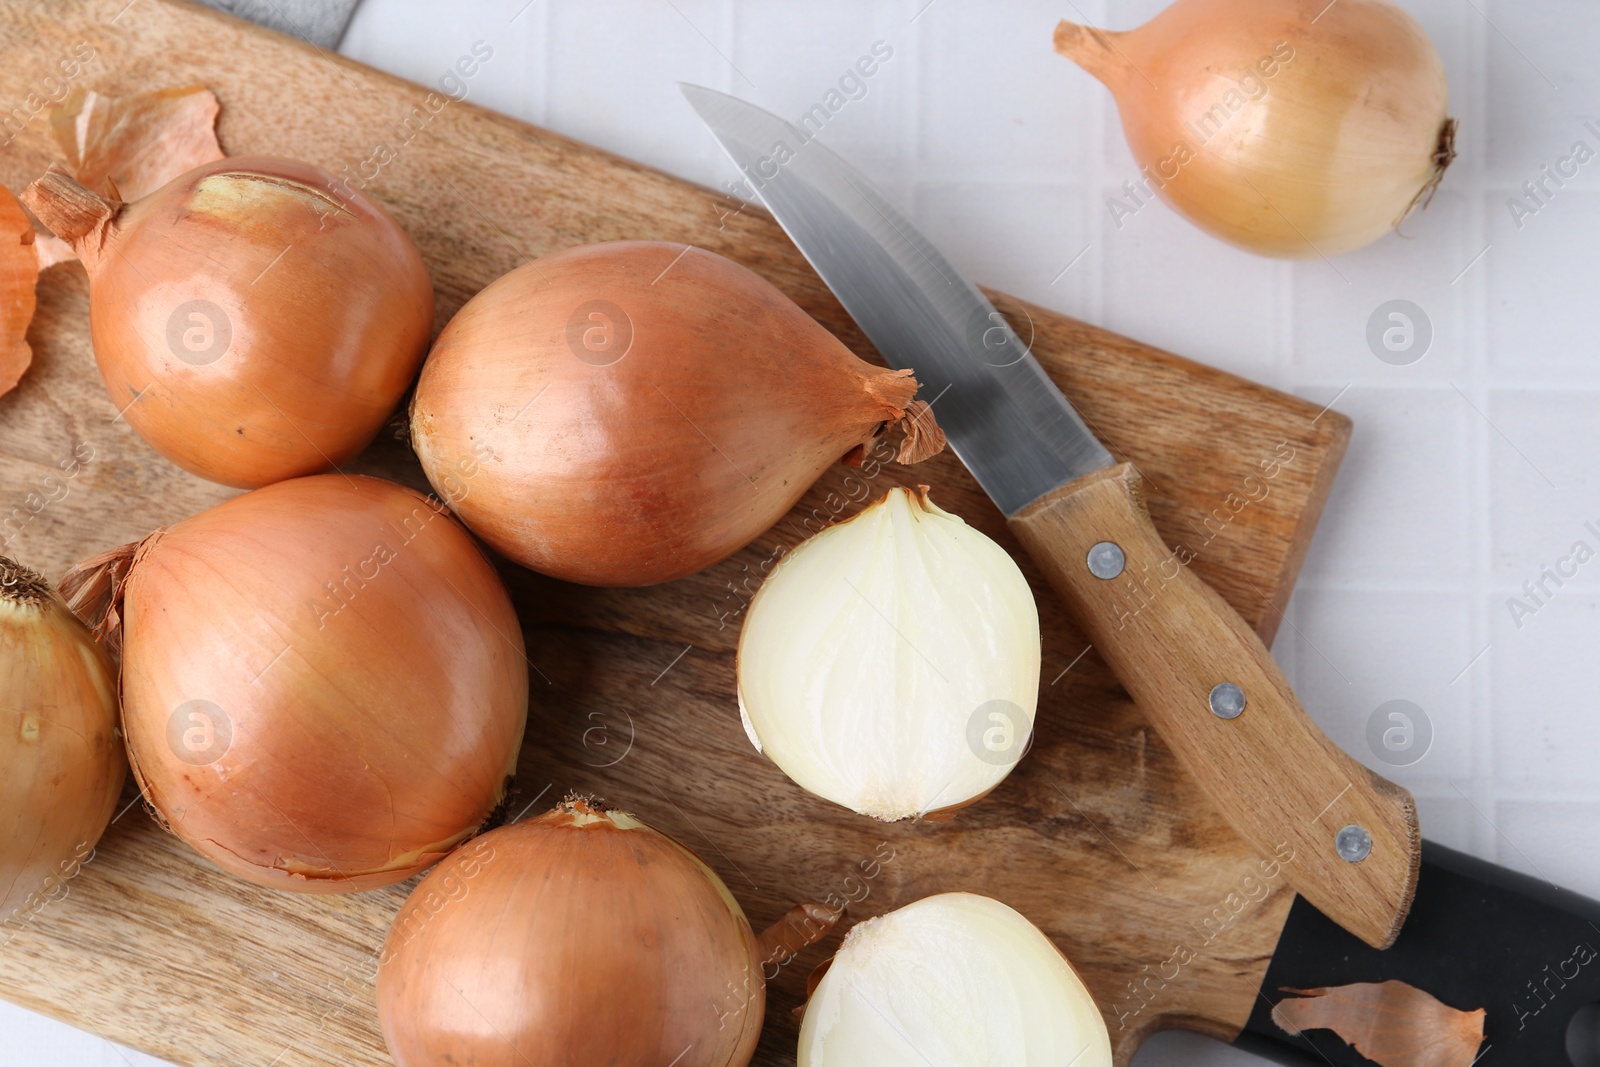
<box><xmin>1208</xmin><ymin>682</ymin><xmax>1246</xmax><ymax>719</ymax></box>
<box><xmin>1087</xmin><ymin>541</ymin><xmax>1125</xmax><ymax>580</ymax></box>
<box><xmin>1335</xmin><ymin>824</ymin><xmax>1373</xmax><ymax>863</ymax></box>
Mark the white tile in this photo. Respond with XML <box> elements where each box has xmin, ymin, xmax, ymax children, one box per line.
<box><xmin>1283</xmin><ymin>589</ymin><xmax>1475</xmax><ymax>787</ymax></box>
<box><xmin>1298</xmin><ymin>388</ymin><xmax>1473</xmax><ymax>585</ymax></box>
<box><xmin>342</xmin><ymin>0</ymin><xmax>547</xmax><ymax>124</ymax></box>
<box><xmin>1490</xmin><ymin>593</ymin><xmax>1600</xmax><ymax>787</ymax></box>
<box><xmin>0</xmin><ymin>1000</ymin><xmax>168</xmax><ymax>1067</ymax></box>
<box><xmin>1486</xmin><ymin>389</ymin><xmax>1600</xmax><ymax>580</ymax></box>
<box><xmin>917</xmin><ymin>0</ymin><xmax>1107</xmax><ymax>184</ymax></box>
<box><xmin>1289</xmin><ymin>189</ymin><xmax>1473</xmax><ymax>386</ymax></box>
<box><xmin>731</xmin><ymin>2</ymin><xmax>912</xmax><ymax>186</ymax></box>
<box><xmin>1098</xmin><ymin>190</ymin><xmax>1286</xmax><ymax>382</ymax></box>
<box><xmin>1485</xmin><ymin>190</ymin><xmax>1600</xmax><ymax>376</ymax></box>
<box><xmin>544</xmin><ymin>0</ymin><xmax>735</xmax><ymax>185</ymax></box>
<box><xmin>1494</xmin><ymin>800</ymin><xmax>1600</xmax><ymax>901</ymax></box>
<box><xmin>1485</xmin><ymin>0</ymin><xmax>1600</xmax><ymax>185</ymax></box>
<box><xmin>913</xmin><ymin>182</ymin><xmax>1093</xmax><ymax>312</ymax></box>
<box><xmin>1100</xmin><ymin>0</ymin><xmax>1168</xmax><ymax>27</ymax></box>
<box><xmin>1412</xmin><ymin>794</ymin><xmax>1481</xmax><ymax>855</ymax></box>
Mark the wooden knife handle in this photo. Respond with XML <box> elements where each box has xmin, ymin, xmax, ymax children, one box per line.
<box><xmin>1009</xmin><ymin>463</ymin><xmax>1419</xmax><ymax>949</ymax></box>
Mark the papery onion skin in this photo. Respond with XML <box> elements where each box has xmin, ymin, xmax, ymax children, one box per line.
<box><xmin>23</xmin><ymin>158</ymin><xmax>433</xmax><ymax>488</ymax></box>
<box><xmin>799</xmin><ymin>893</ymin><xmax>1112</xmax><ymax>1067</ymax></box>
<box><xmin>377</xmin><ymin>798</ymin><xmax>764</xmax><ymax>1067</ymax></box>
<box><xmin>1056</xmin><ymin>0</ymin><xmax>1454</xmax><ymax>257</ymax></box>
<box><xmin>0</xmin><ymin>556</ymin><xmax>125</xmax><ymax>921</ymax></box>
<box><xmin>77</xmin><ymin>474</ymin><xmax>526</xmax><ymax>893</ymax></box>
<box><xmin>49</xmin><ymin>85</ymin><xmax>226</xmax><ymax>203</ymax></box>
<box><xmin>738</xmin><ymin>487</ymin><xmax>1040</xmax><ymax>821</ymax></box>
<box><xmin>410</xmin><ymin>240</ymin><xmax>939</xmax><ymax>587</ymax></box>
<box><xmin>1</xmin><ymin>185</ymin><xmax>39</xmax><ymax>397</ymax></box>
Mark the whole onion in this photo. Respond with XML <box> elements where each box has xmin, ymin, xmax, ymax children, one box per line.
<box><xmin>378</xmin><ymin>797</ymin><xmax>765</xmax><ymax>1067</ymax></box>
<box><xmin>1</xmin><ymin>555</ymin><xmax>125</xmax><ymax>921</ymax></box>
<box><xmin>23</xmin><ymin>158</ymin><xmax>434</xmax><ymax>487</ymax></box>
<box><xmin>409</xmin><ymin>240</ymin><xmax>943</xmax><ymax>587</ymax></box>
<box><xmin>61</xmin><ymin>474</ymin><xmax>527</xmax><ymax>893</ymax></box>
<box><xmin>1056</xmin><ymin>0</ymin><xmax>1454</xmax><ymax>257</ymax></box>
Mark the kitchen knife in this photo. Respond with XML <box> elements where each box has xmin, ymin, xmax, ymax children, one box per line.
<box><xmin>682</xmin><ymin>84</ymin><xmax>1419</xmax><ymax>951</ymax></box>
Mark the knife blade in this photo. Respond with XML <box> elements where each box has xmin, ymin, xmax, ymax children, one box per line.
<box><xmin>683</xmin><ymin>83</ymin><xmax>1419</xmax><ymax>951</ymax></box>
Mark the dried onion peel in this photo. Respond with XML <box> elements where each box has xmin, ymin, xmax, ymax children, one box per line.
<box><xmin>0</xmin><ymin>185</ymin><xmax>40</xmax><ymax>398</ymax></box>
<box><xmin>61</xmin><ymin>474</ymin><xmax>527</xmax><ymax>893</ymax></box>
<box><xmin>409</xmin><ymin>240</ymin><xmax>943</xmax><ymax>587</ymax></box>
<box><xmin>1272</xmin><ymin>980</ymin><xmax>1485</xmax><ymax>1067</ymax></box>
<box><xmin>23</xmin><ymin>157</ymin><xmax>433</xmax><ymax>488</ymax></box>
<box><xmin>738</xmin><ymin>487</ymin><xmax>1040</xmax><ymax>820</ymax></box>
<box><xmin>378</xmin><ymin>797</ymin><xmax>766</xmax><ymax>1067</ymax></box>
<box><xmin>49</xmin><ymin>84</ymin><xmax>225</xmax><ymax>202</ymax></box>
<box><xmin>1056</xmin><ymin>0</ymin><xmax>1454</xmax><ymax>257</ymax></box>
<box><xmin>0</xmin><ymin>555</ymin><xmax>125</xmax><ymax>921</ymax></box>
<box><xmin>798</xmin><ymin>893</ymin><xmax>1112</xmax><ymax>1067</ymax></box>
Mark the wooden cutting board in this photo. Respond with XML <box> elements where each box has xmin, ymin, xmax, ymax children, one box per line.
<box><xmin>0</xmin><ymin>2</ymin><xmax>1354</xmax><ymax>1064</ymax></box>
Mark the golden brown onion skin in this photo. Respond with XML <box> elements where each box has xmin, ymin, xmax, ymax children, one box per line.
<box><xmin>1056</xmin><ymin>0</ymin><xmax>1451</xmax><ymax>257</ymax></box>
<box><xmin>36</xmin><ymin>157</ymin><xmax>433</xmax><ymax>487</ymax></box>
<box><xmin>117</xmin><ymin>475</ymin><xmax>527</xmax><ymax>893</ymax></box>
<box><xmin>1</xmin><ymin>185</ymin><xmax>39</xmax><ymax>397</ymax></box>
<box><xmin>377</xmin><ymin>800</ymin><xmax>764</xmax><ymax>1067</ymax></box>
<box><xmin>0</xmin><ymin>559</ymin><xmax>125</xmax><ymax>921</ymax></box>
<box><xmin>410</xmin><ymin>241</ymin><xmax>922</xmax><ymax>586</ymax></box>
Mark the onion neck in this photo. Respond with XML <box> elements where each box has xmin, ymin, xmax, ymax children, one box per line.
<box><xmin>855</xmin><ymin>367</ymin><xmax>945</xmax><ymax>464</ymax></box>
<box><xmin>58</xmin><ymin>534</ymin><xmax>153</xmax><ymax>658</ymax></box>
<box><xmin>21</xmin><ymin>170</ymin><xmax>122</xmax><ymax>274</ymax></box>
<box><xmin>0</xmin><ymin>554</ymin><xmax>50</xmax><ymax>606</ymax></box>
<box><xmin>1053</xmin><ymin>20</ymin><xmax>1132</xmax><ymax>88</ymax></box>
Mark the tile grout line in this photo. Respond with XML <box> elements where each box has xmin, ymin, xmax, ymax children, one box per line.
<box><xmin>538</xmin><ymin>0</ymin><xmax>553</xmax><ymax>128</ymax></box>
<box><xmin>721</xmin><ymin>0</ymin><xmax>736</xmax><ymax>96</ymax></box>
<box><xmin>1462</xmin><ymin>5</ymin><xmax>1497</xmax><ymax>858</ymax></box>
<box><xmin>908</xmin><ymin>0</ymin><xmax>925</xmax><ymax>203</ymax></box>
<box><xmin>1086</xmin><ymin>0</ymin><xmax>1109</xmax><ymax>329</ymax></box>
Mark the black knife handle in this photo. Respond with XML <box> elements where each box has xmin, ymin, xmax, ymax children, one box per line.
<box><xmin>1237</xmin><ymin>840</ymin><xmax>1600</xmax><ymax>1065</ymax></box>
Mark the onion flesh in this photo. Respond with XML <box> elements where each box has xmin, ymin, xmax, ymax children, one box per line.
<box><xmin>737</xmin><ymin>487</ymin><xmax>1040</xmax><ymax>820</ymax></box>
<box><xmin>23</xmin><ymin>157</ymin><xmax>434</xmax><ymax>488</ymax></box>
<box><xmin>0</xmin><ymin>555</ymin><xmax>125</xmax><ymax>922</ymax></box>
<box><xmin>799</xmin><ymin>893</ymin><xmax>1112</xmax><ymax>1067</ymax></box>
<box><xmin>409</xmin><ymin>240</ymin><xmax>942</xmax><ymax>587</ymax></box>
<box><xmin>1056</xmin><ymin>0</ymin><xmax>1454</xmax><ymax>257</ymax></box>
<box><xmin>61</xmin><ymin>474</ymin><xmax>527</xmax><ymax>893</ymax></box>
<box><xmin>377</xmin><ymin>797</ymin><xmax>764</xmax><ymax>1067</ymax></box>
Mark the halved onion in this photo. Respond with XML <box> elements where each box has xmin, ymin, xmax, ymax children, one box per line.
<box><xmin>738</xmin><ymin>487</ymin><xmax>1040</xmax><ymax>820</ymax></box>
<box><xmin>799</xmin><ymin>893</ymin><xmax>1112</xmax><ymax>1067</ymax></box>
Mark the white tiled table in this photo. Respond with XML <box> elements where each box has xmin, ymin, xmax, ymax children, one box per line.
<box><xmin>6</xmin><ymin>1</ymin><xmax>1597</xmax><ymax>1064</ymax></box>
